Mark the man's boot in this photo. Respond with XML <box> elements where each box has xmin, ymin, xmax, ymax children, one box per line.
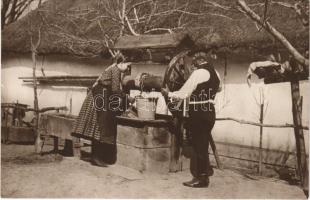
<box><xmin>183</xmin><ymin>174</ymin><xmax>209</xmax><ymax>188</ymax></box>
<box><xmin>183</xmin><ymin>177</ymin><xmax>199</xmax><ymax>186</ymax></box>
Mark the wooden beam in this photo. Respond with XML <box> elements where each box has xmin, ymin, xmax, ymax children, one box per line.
<box><xmin>1</xmin><ymin>105</ymin><xmax>67</xmax><ymax>113</ymax></box>
<box><xmin>19</xmin><ymin>75</ymin><xmax>99</xmax><ymax>80</ymax></box>
<box><xmin>216</xmin><ymin>117</ymin><xmax>309</xmax><ymax>130</ymax></box>
<box><xmin>23</xmin><ymin>79</ymin><xmax>96</xmax><ymax>87</ymax></box>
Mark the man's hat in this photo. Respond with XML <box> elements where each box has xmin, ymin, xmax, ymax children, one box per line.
<box><xmin>192</xmin><ymin>53</ymin><xmax>210</xmax><ymax>68</ymax></box>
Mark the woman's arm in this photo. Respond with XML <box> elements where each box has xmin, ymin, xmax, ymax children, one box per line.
<box><xmin>92</xmin><ymin>63</ymin><xmax>115</xmax><ymax>88</ymax></box>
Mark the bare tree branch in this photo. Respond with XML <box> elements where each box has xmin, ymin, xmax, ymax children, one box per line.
<box><xmin>144</xmin><ymin>27</ymin><xmax>172</xmax><ymax>34</ymax></box>
<box><xmin>237</xmin><ymin>0</ymin><xmax>309</xmax><ymax>67</ymax></box>
<box><xmin>2</xmin><ymin>0</ymin><xmax>36</xmax><ymax>29</ymax></box>
<box><xmin>204</xmin><ymin>0</ymin><xmax>231</xmax><ymax>10</ymax></box>
<box><xmin>126</xmin><ymin>0</ymin><xmax>153</xmax><ymax>15</ymax></box>
<box><xmin>125</xmin><ymin>15</ymin><xmax>140</xmax><ymax>36</ymax></box>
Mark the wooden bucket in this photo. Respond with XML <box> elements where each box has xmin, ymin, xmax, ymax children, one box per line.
<box><xmin>136</xmin><ymin>97</ymin><xmax>157</xmax><ymax>120</ymax></box>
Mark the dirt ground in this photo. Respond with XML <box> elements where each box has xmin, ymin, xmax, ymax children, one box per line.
<box><xmin>1</xmin><ymin>143</ymin><xmax>307</xmax><ymax>199</ymax></box>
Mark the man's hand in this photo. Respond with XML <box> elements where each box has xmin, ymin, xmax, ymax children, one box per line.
<box><xmin>161</xmin><ymin>85</ymin><xmax>170</xmax><ymax>98</ymax></box>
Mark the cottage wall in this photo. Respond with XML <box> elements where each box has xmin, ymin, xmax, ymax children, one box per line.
<box><xmin>2</xmin><ymin>53</ymin><xmax>308</xmax><ymax>156</ymax></box>
<box><xmin>2</xmin><ymin>54</ymin><xmax>109</xmax><ymax>117</ymax></box>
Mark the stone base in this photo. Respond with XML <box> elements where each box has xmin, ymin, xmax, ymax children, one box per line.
<box><xmin>116</xmin><ymin>121</ymin><xmax>173</xmax><ymax>174</ymax></box>
<box><xmin>116</xmin><ymin>143</ymin><xmax>171</xmax><ymax>173</ymax></box>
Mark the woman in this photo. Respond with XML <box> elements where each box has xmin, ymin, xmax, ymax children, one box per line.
<box><xmin>72</xmin><ymin>54</ymin><xmax>132</xmax><ymax>166</ymax></box>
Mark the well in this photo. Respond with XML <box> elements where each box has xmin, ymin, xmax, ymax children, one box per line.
<box><xmin>116</xmin><ymin>115</ymin><xmax>178</xmax><ymax>173</ymax></box>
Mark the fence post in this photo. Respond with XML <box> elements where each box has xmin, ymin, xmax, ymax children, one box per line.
<box><xmin>258</xmin><ymin>103</ymin><xmax>264</xmax><ymax>175</ymax></box>
<box><xmin>290</xmin><ymin>80</ymin><xmax>308</xmax><ymax>196</ymax></box>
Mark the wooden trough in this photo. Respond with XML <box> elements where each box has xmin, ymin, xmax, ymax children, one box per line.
<box><xmin>1</xmin><ymin>102</ymin><xmax>35</xmax><ymax>143</ymax></box>
<box><xmin>1</xmin><ymin>126</ymin><xmax>35</xmax><ymax>143</ymax></box>
<box><xmin>39</xmin><ymin>113</ymin><xmax>81</xmax><ymax>157</ymax></box>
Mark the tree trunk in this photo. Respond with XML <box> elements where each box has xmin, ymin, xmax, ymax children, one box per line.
<box><xmin>32</xmin><ymin>49</ymin><xmax>41</xmax><ymax>153</ymax></box>
<box><xmin>290</xmin><ymin>81</ymin><xmax>308</xmax><ymax>194</ymax></box>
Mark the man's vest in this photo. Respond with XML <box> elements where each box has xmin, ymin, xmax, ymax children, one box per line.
<box><xmin>189</xmin><ymin>65</ymin><xmax>220</xmax><ymax>106</ymax></box>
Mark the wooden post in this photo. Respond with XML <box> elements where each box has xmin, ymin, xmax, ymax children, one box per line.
<box><xmin>169</xmin><ymin>117</ymin><xmax>182</xmax><ymax>172</ymax></box>
<box><xmin>69</xmin><ymin>97</ymin><xmax>72</xmax><ymax>115</ymax></box>
<box><xmin>72</xmin><ymin>137</ymin><xmax>81</xmax><ymax>158</ymax></box>
<box><xmin>53</xmin><ymin>136</ymin><xmax>59</xmax><ymax>153</ymax></box>
<box><xmin>32</xmin><ymin>45</ymin><xmax>41</xmax><ymax>153</ymax></box>
<box><xmin>31</xmin><ymin>28</ymin><xmax>42</xmax><ymax>154</ymax></box>
<box><xmin>209</xmin><ymin>134</ymin><xmax>222</xmax><ymax>169</ymax></box>
<box><xmin>290</xmin><ymin>80</ymin><xmax>308</xmax><ymax>194</ymax></box>
<box><xmin>258</xmin><ymin>103</ymin><xmax>264</xmax><ymax>175</ymax></box>
<box><xmin>4</xmin><ymin>108</ymin><xmax>9</xmax><ymax>143</ymax></box>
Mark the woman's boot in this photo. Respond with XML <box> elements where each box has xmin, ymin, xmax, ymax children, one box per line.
<box><xmin>91</xmin><ymin>140</ymin><xmax>107</xmax><ymax>167</ymax></box>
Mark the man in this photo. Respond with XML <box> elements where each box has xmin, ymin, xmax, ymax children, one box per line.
<box><xmin>162</xmin><ymin>53</ymin><xmax>221</xmax><ymax>188</ymax></box>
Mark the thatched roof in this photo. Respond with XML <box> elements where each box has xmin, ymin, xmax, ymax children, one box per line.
<box><xmin>2</xmin><ymin>0</ymin><xmax>308</xmax><ymax>57</ymax></box>
<box><xmin>2</xmin><ymin>0</ymin><xmax>108</xmax><ymax>57</ymax></box>
<box><xmin>114</xmin><ymin>33</ymin><xmax>195</xmax><ymax>50</ymax></box>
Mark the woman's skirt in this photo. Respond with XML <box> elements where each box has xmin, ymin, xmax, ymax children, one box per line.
<box><xmin>71</xmin><ymin>84</ymin><xmax>116</xmax><ymax>144</ymax></box>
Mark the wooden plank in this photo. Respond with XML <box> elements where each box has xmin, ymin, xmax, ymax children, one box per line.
<box><xmin>19</xmin><ymin>75</ymin><xmax>99</xmax><ymax>79</ymax></box>
<box><xmin>23</xmin><ymin>79</ymin><xmax>96</xmax><ymax>87</ymax></box>
<box><xmin>1</xmin><ymin>105</ymin><xmax>67</xmax><ymax>113</ymax></box>
<box><xmin>114</xmin><ymin>33</ymin><xmax>188</xmax><ymax>49</ymax></box>
<box><xmin>116</xmin><ymin>115</ymin><xmax>171</xmax><ymax>127</ymax></box>
<box><xmin>1</xmin><ymin>102</ymin><xmax>28</xmax><ymax>108</ymax></box>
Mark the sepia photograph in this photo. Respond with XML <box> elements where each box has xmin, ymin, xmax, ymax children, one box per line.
<box><xmin>1</xmin><ymin>0</ymin><xmax>309</xmax><ymax>198</ymax></box>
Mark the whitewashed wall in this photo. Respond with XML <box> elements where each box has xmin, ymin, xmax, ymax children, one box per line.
<box><xmin>1</xmin><ymin>53</ymin><xmax>308</xmax><ymax>153</ymax></box>
<box><xmin>2</xmin><ymin>54</ymin><xmax>110</xmax><ymax>117</ymax></box>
